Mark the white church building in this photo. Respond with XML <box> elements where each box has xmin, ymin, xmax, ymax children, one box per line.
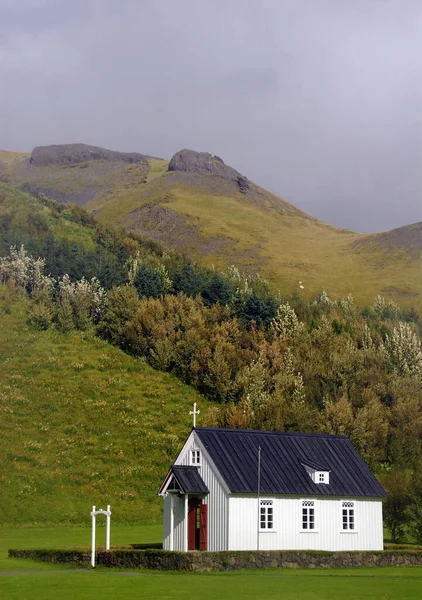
<box><xmin>159</xmin><ymin>427</ymin><xmax>386</xmax><ymax>552</ymax></box>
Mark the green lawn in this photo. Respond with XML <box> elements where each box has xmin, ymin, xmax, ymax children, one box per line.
<box><xmin>2</xmin><ymin>526</ymin><xmax>422</xmax><ymax>599</ymax></box>
<box><xmin>2</xmin><ymin>566</ymin><xmax>422</xmax><ymax>600</ymax></box>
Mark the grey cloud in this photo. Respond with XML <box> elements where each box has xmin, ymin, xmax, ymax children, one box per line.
<box><xmin>1</xmin><ymin>0</ymin><xmax>421</xmax><ymax>232</ymax></box>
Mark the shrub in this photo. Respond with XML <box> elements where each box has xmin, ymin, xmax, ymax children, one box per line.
<box><xmin>27</xmin><ymin>301</ymin><xmax>53</xmax><ymax>330</ymax></box>
<box><xmin>201</xmin><ymin>273</ymin><xmax>233</xmax><ymax>307</ymax></box>
<box><xmin>381</xmin><ymin>469</ymin><xmax>411</xmax><ymax>544</ymax></box>
<box><xmin>134</xmin><ymin>264</ymin><xmax>164</xmax><ymax>299</ymax></box>
<box><xmin>97</xmin><ymin>285</ymin><xmax>139</xmax><ymax>345</ymax></box>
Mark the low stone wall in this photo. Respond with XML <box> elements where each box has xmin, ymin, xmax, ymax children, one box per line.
<box><xmin>8</xmin><ymin>548</ymin><xmax>422</xmax><ymax>570</ymax></box>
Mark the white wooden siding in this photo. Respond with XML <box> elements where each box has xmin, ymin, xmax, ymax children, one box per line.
<box><xmin>228</xmin><ymin>496</ymin><xmax>383</xmax><ymax>551</ymax></box>
<box><xmin>163</xmin><ymin>494</ymin><xmax>170</xmax><ymax>549</ymax></box>
<box><xmin>199</xmin><ymin>454</ymin><xmax>229</xmax><ymax>551</ymax></box>
<box><xmin>162</xmin><ymin>493</ymin><xmax>185</xmax><ymax>551</ymax></box>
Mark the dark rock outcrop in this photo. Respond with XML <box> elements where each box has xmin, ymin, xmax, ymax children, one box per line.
<box><xmin>168</xmin><ymin>149</ymin><xmax>250</xmax><ymax>194</ymax></box>
<box><xmin>30</xmin><ymin>143</ymin><xmax>146</xmax><ymax>167</ymax></box>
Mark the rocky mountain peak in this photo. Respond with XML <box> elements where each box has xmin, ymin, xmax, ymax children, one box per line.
<box><xmin>168</xmin><ymin>149</ymin><xmax>250</xmax><ymax>194</ymax></box>
<box><xmin>29</xmin><ymin>143</ymin><xmax>146</xmax><ymax>167</ymax></box>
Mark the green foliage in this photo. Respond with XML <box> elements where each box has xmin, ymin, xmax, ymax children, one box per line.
<box><xmin>134</xmin><ymin>263</ymin><xmax>164</xmax><ymax>299</ymax></box>
<box><xmin>350</xmin><ymin>390</ymin><xmax>389</xmax><ymax>468</ymax></box>
<box><xmin>55</xmin><ymin>297</ymin><xmax>74</xmax><ymax>333</ymax></box>
<box><xmin>172</xmin><ymin>262</ymin><xmax>205</xmax><ymax>297</ymax></box>
<box><xmin>389</xmin><ymin>382</ymin><xmax>422</xmax><ymax>465</ymax></box>
<box><xmin>201</xmin><ymin>272</ymin><xmax>233</xmax><ymax>307</ymax></box>
<box><xmin>2</xmin><ymin>278</ymin><xmax>19</xmax><ymax>314</ymax></box>
<box><xmin>381</xmin><ymin>469</ymin><xmax>411</xmax><ymax>544</ymax></box>
<box><xmin>0</xmin><ymin>184</ymin><xmax>144</xmax><ymax>289</ymax></box>
<box><xmin>97</xmin><ymin>286</ymin><xmax>422</xmax><ymax>471</ymax></box>
<box><xmin>8</xmin><ymin>548</ymin><xmax>87</xmax><ymax>564</ymax></box>
<box><xmin>97</xmin><ymin>285</ymin><xmax>139</xmax><ymax>346</ymax></box>
<box><xmin>234</xmin><ymin>292</ymin><xmax>278</xmax><ymax>328</ymax></box>
<box><xmin>408</xmin><ymin>468</ymin><xmax>422</xmax><ymax>544</ymax></box>
<box><xmin>27</xmin><ymin>301</ymin><xmax>53</xmax><ymax>330</ymax></box>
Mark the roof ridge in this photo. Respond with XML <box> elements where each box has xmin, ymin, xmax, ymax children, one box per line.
<box><xmin>172</xmin><ymin>464</ymin><xmax>200</xmax><ymax>470</ymax></box>
<box><xmin>194</xmin><ymin>427</ymin><xmax>347</xmax><ymax>439</ymax></box>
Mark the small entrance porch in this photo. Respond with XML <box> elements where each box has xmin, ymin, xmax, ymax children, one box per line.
<box><xmin>159</xmin><ymin>465</ymin><xmax>209</xmax><ymax>552</ymax></box>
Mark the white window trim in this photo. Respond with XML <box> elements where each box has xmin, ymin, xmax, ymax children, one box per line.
<box><xmin>190</xmin><ymin>448</ymin><xmax>201</xmax><ymax>466</ymax></box>
<box><xmin>340</xmin><ymin>500</ymin><xmax>358</xmax><ymax>533</ymax></box>
<box><xmin>259</xmin><ymin>499</ymin><xmax>276</xmax><ymax>532</ymax></box>
<box><xmin>300</xmin><ymin>499</ymin><xmax>318</xmax><ymax>533</ymax></box>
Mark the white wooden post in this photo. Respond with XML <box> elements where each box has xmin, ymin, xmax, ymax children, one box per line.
<box><xmin>184</xmin><ymin>494</ymin><xmax>188</xmax><ymax>552</ymax></box>
<box><xmin>91</xmin><ymin>505</ymin><xmax>96</xmax><ymax>568</ymax></box>
<box><xmin>257</xmin><ymin>446</ymin><xmax>261</xmax><ymax>551</ymax></box>
<box><xmin>170</xmin><ymin>495</ymin><xmax>174</xmax><ymax>551</ymax></box>
<box><xmin>106</xmin><ymin>505</ymin><xmax>111</xmax><ymax>551</ymax></box>
<box><xmin>90</xmin><ymin>505</ymin><xmax>111</xmax><ymax>567</ymax></box>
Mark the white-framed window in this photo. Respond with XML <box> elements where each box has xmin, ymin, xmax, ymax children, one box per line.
<box><xmin>302</xmin><ymin>500</ymin><xmax>315</xmax><ymax>530</ymax></box>
<box><xmin>318</xmin><ymin>473</ymin><xmax>325</xmax><ymax>483</ymax></box>
<box><xmin>342</xmin><ymin>501</ymin><xmax>355</xmax><ymax>531</ymax></box>
<box><xmin>190</xmin><ymin>449</ymin><xmax>201</xmax><ymax>465</ymax></box>
<box><xmin>260</xmin><ymin>499</ymin><xmax>274</xmax><ymax>530</ymax></box>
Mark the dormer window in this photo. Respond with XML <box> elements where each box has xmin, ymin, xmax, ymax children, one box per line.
<box><xmin>301</xmin><ymin>462</ymin><xmax>330</xmax><ymax>485</ymax></box>
<box><xmin>315</xmin><ymin>471</ymin><xmax>329</xmax><ymax>484</ymax></box>
<box><xmin>191</xmin><ymin>449</ymin><xmax>201</xmax><ymax>466</ymax></box>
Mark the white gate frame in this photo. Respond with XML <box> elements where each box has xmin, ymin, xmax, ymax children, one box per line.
<box><xmin>90</xmin><ymin>505</ymin><xmax>111</xmax><ymax>567</ymax></box>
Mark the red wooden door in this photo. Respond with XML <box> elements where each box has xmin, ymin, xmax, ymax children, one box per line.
<box><xmin>188</xmin><ymin>499</ymin><xmax>200</xmax><ymax>550</ymax></box>
<box><xmin>188</xmin><ymin>499</ymin><xmax>207</xmax><ymax>550</ymax></box>
<box><xmin>199</xmin><ymin>503</ymin><xmax>208</xmax><ymax>551</ymax></box>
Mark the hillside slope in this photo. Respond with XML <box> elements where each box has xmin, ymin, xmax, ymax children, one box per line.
<box><xmin>87</xmin><ymin>148</ymin><xmax>422</xmax><ymax>309</ymax></box>
<box><xmin>4</xmin><ymin>145</ymin><xmax>422</xmax><ymax>310</ymax></box>
<box><xmin>0</xmin><ymin>292</ymin><xmax>206</xmax><ymax>526</ymax></box>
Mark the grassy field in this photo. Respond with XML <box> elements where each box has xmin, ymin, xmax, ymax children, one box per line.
<box><xmin>146</xmin><ymin>158</ymin><xmax>169</xmax><ymax>183</ymax></box>
<box><xmin>2</xmin><ymin>567</ymin><xmax>422</xmax><ymax>600</ymax></box>
<box><xmin>2</xmin><ymin>525</ymin><xmax>422</xmax><ymax>600</ymax></box>
<box><xmin>0</xmin><ymin>292</ymin><xmax>210</xmax><ymax>526</ymax></box>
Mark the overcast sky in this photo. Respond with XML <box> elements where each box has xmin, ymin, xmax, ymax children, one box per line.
<box><xmin>1</xmin><ymin>0</ymin><xmax>421</xmax><ymax>233</ymax></box>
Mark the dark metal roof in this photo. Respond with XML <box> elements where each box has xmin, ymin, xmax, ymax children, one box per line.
<box><xmin>300</xmin><ymin>459</ymin><xmax>330</xmax><ymax>472</ymax></box>
<box><xmin>194</xmin><ymin>427</ymin><xmax>386</xmax><ymax>498</ymax></box>
<box><xmin>171</xmin><ymin>466</ymin><xmax>209</xmax><ymax>495</ymax></box>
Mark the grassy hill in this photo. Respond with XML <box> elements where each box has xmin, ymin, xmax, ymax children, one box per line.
<box><xmin>0</xmin><ymin>292</ymin><xmax>208</xmax><ymax>526</ymax></box>
<box><xmin>3</xmin><ymin>145</ymin><xmax>422</xmax><ymax>310</ymax></box>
